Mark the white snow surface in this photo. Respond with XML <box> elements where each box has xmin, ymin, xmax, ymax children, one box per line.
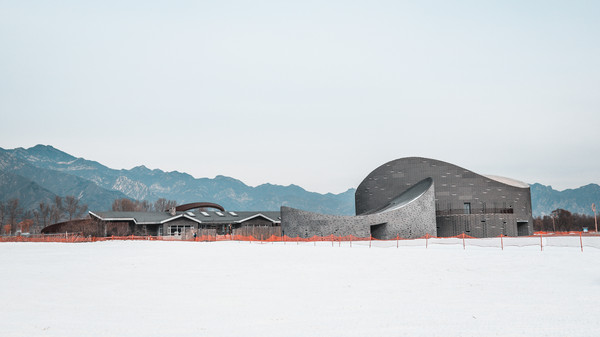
<box><xmin>1</xmin><ymin>240</ymin><xmax>599</xmax><ymax>337</ymax></box>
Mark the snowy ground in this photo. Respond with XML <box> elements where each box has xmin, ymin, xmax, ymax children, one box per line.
<box><xmin>1</xmin><ymin>240</ymin><xmax>599</xmax><ymax>337</ymax></box>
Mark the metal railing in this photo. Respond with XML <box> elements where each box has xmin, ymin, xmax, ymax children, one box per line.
<box><xmin>436</xmin><ymin>208</ymin><xmax>514</xmax><ymax>216</ymax></box>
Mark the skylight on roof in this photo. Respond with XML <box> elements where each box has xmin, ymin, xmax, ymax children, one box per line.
<box><xmin>186</xmin><ymin>212</ymin><xmax>195</xmax><ymax>217</ymax></box>
<box><xmin>228</xmin><ymin>211</ymin><xmax>238</xmax><ymax>216</ymax></box>
<box><xmin>200</xmin><ymin>211</ymin><xmax>210</xmax><ymax>217</ymax></box>
<box><xmin>215</xmin><ymin>211</ymin><xmax>225</xmax><ymax>217</ymax></box>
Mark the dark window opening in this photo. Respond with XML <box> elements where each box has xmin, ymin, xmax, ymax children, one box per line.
<box><xmin>463</xmin><ymin>203</ymin><xmax>471</xmax><ymax>214</ymax></box>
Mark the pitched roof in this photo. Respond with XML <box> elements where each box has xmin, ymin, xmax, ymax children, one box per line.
<box><xmin>89</xmin><ymin>211</ymin><xmax>203</xmax><ymax>224</ymax></box>
<box><xmin>89</xmin><ymin>210</ymin><xmax>281</xmax><ymax>225</ymax></box>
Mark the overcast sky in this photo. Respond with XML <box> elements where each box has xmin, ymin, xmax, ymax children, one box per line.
<box><xmin>1</xmin><ymin>0</ymin><xmax>598</xmax><ymax>194</ymax></box>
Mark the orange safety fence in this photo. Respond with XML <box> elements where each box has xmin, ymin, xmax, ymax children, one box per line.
<box><xmin>534</xmin><ymin>231</ymin><xmax>600</xmax><ymax>236</ymax></box>
<box><xmin>0</xmin><ymin>233</ymin><xmax>91</xmax><ymax>243</ymax></box>
<box><xmin>2</xmin><ymin>231</ymin><xmax>599</xmax><ymax>251</ymax></box>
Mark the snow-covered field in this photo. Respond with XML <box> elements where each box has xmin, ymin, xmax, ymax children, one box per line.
<box><xmin>1</xmin><ymin>240</ymin><xmax>599</xmax><ymax>337</ymax></box>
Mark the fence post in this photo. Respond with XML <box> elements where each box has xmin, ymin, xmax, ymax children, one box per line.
<box><xmin>331</xmin><ymin>234</ymin><xmax>334</xmax><ymax>247</ymax></box>
<box><xmin>462</xmin><ymin>232</ymin><xmax>465</xmax><ymax>250</ymax></box>
<box><xmin>426</xmin><ymin>234</ymin><xmax>429</xmax><ymax>249</ymax></box>
<box><xmin>500</xmin><ymin>234</ymin><xmax>504</xmax><ymax>250</ymax></box>
<box><xmin>540</xmin><ymin>232</ymin><xmax>543</xmax><ymax>251</ymax></box>
<box><xmin>580</xmin><ymin>231</ymin><xmax>583</xmax><ymax>252</ymax></box>
<box><xmin>369</xmin><ymin>235</ymin><xmax>372</xmax><ymax>248</ymax></box>
<box><xmin>397</xmin><ymin>234</ymin><xmax>399</xmax><ymax>248</ymax></box>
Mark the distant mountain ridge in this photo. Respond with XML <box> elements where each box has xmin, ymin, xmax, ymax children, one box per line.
<box><xmin>0</xmin><ymin>145</ymin><xmax>355</xmax><ymax>215</ymax></box>
<box><xmin>529</xmin><ymin>183</ymin><xmax>600</xmax><ymax>217</ymax></box>
<box><xmin>0</xmin><ymin>145</ymin><xmax>598</xmax><ymax>218</ymax></box>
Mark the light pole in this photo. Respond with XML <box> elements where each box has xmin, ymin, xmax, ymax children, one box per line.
<box><xmin>592</xmin><ymin>203</ymin><xmax>597</xmax><ymax>233</ymax></box>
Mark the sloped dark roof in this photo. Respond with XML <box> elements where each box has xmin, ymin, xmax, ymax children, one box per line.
<box><xmin>89</xmin><ymin>210</ymin><xmax>281</xmax><ymax>225</ymax></box>
<box><xmin>41</xmin><ymin>219</ymin><xmax>91</xmax><ymax>234</ymax></box>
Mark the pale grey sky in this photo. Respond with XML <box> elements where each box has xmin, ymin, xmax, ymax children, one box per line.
<box><xmin>1</xmin><ymin>0</ymin><xmax>599</xmax><ymax>193</ymax></box>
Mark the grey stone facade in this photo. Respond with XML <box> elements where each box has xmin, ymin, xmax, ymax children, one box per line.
<box><xmin>281</xmin><ymin>157</ymin><xmax>532</xmax><ymax>239</ymax></box>
<box><xmin>355</xmin><ymin>157</ymin><xmax>533</xmax><ymax>237</ymax></box>
<box><xmin>281</xmin><ymin>178</ymin><xmax>437</xmax><ymax>239</ymax></box>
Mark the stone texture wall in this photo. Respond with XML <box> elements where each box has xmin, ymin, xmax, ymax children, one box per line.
<box><xmin>355</xmin><ymin>157</ymin><xmax>533</xmax><ymax>237</ymax></box>
<box><xmin>281</xmin><ymin>180</ymin><xmax>437</xmax><ymax>239</ymax></box>
<box><xmin>436</xmin><ymin>214</ymin><xmax>526</xmax><ymax>237</ymax></box>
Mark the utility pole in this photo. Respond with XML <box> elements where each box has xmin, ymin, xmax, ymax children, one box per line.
<box><xmin>592</xmin><ymin>203</ymin><xmax>597</xmax><ymax>233</ymax></box>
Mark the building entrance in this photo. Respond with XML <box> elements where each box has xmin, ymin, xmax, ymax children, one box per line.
<box><xmin>517</xmin><ymin>221</ymin><xmax>529</xmax><ymax>236</ymax></box>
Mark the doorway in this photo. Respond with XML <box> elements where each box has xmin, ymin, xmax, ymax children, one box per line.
<box><xmin>370</xmin><ymin>223</ymin><xmax>388</xmax><ymax>240</ymax></box>
<box><xmin>517</xmin><ymin>221</ymin><xmax>529</xmax><ymax>236</ymax></box>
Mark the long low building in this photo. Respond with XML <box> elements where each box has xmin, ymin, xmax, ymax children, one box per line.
<box><xmin>89</xmin><ymin>209</ymin><xmax>281</xmax><ymax>237</ymax></box>
<box><xmin>42</xmin><ymin>203</ymin><xmax>281</xmax><ymax>238</ymax></box>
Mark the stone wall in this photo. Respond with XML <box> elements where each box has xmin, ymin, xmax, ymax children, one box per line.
<box><xmin>281</xmin><ymin>179</ymin><xmax>437</xmax><ymax>239</ymax></box>
<box><xmin>355</xmin><ymin>157</ymin><xmax>533</xmax><ymax>237</ymax></box>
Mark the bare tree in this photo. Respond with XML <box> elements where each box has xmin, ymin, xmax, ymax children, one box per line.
<box><xmin>64</xmin><ymin>195</ymin><xmax>88</xmax><ymax>220</ymax></box>
<box><xmin>138</xmin><ymin>200</ymin><xmax>152</xmax><ymax>212</ymax></box>
<box><xmin>112</xmin><ymin>199</ymin><xmax>134</xmax><ymax>211</ymax></box>
<box><xmin>154</xmin><ymin>198</ymin><xmax>177</xmax><ymax>212</ymax></box>
<box><xmin>112</xmin><ymin>198</ymin><xmax>154</xmax><ymax>212</ymax></box>
<box><xmin>0</xmin><ymin>201</ymin><xmax>5</xmax><ymax>232</ymax></box>
<box><xmin>18</xmin><ymin>219</ymin><xmax>33</xmax><ymax>234</ymax></box>
<box><xmin>551</xmin><ymin>209</ymin><xmax>573</xmax><ymax>232</ymax></box>
<box><xmin>50</xmin><ymin>196</ymin><xmax>65</xmax><ymax>224</ymax></box>
<box><xmin>35</xmin><ymin>202</ymin><xmax>51</xmax><ymax>231</ymax></box>
<box><xmin>7</xmin><ymin>198</ymin><xmax>22</xmax><ymax>235</ymax></box>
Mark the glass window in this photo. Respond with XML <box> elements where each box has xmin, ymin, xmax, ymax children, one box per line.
<box><xmin>463</xmin><ymin>202</ymin><xmax>471</xmax><ymax>214</ymax></box>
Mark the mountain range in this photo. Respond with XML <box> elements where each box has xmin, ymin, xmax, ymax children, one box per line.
<box><xmin>0</xmin><ymin>145</ymin><xmax>598</xmax><ymax>218</ymax></box>
<box><xmin>0</xmin><ymin>145</ymin><xmax>355</xmax><ymax>216</ymax></box>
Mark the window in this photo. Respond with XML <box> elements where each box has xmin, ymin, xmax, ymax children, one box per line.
<box><xmin>168</xmin><ymin>225</ymin><xmax>193</xmax><ymax>236</ymax></box>
<box><xmin>463</xmin><ymin>202</ymin><xmax>471</xmax><ymax>214</ymax></box>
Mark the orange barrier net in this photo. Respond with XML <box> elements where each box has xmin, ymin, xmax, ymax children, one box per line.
<box><xmin>2</xmin><ymin>232</ymin><xmax>599</xmax><ymax>251</ymax></box>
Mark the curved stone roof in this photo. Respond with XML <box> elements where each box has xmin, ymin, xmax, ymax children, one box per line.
<box><xmin>483</xmin><ymin>175</ymin><xmax>529</xmax><ymax>188</ymax></box>
<box><xmin>355</xmin><ymin>157</ymin><xmax>532</xmax><ymax>216</ymax></box>
<box><xmin>364</xmin><ymin>177</ymin><xmax>433</xmax><ymax>214</ymax></box>
<box><xmin>281</xmin><ymin>177</ymin><xmax>437</xmax><ymax>239</ymax></box>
